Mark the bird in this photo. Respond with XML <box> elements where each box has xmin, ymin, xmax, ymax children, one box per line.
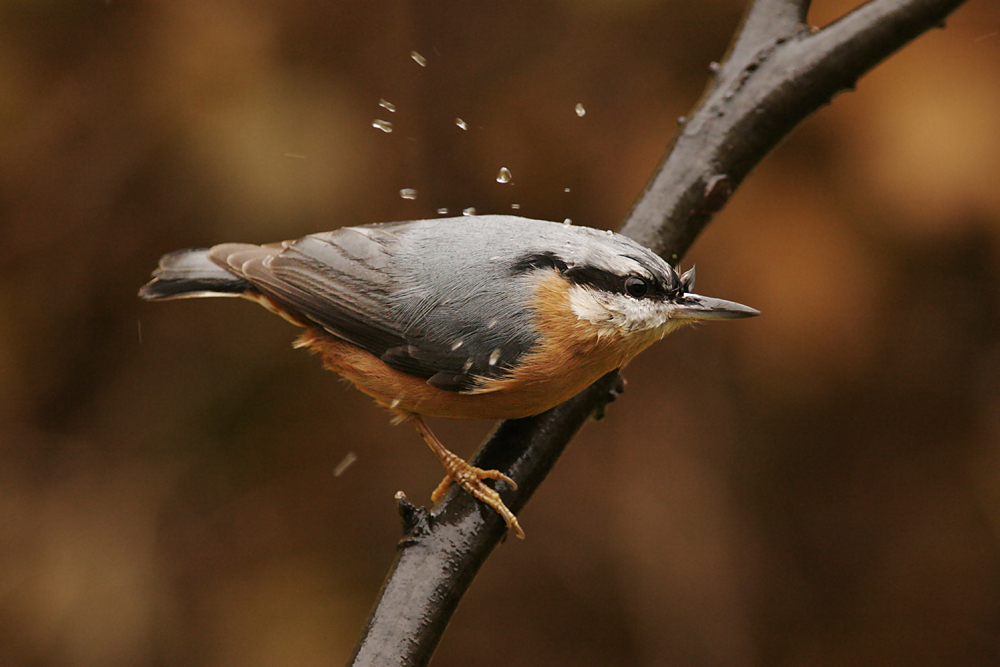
<box><xmin>139</xmin><ymin>215</ymin><xmax>759</xmax><ymax>538</ymax></box>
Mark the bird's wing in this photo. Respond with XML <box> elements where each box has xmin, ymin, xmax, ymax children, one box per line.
<box><xmin>209</xmin><ymin>223</ymin><xmax>409</xmax><ymax>359</ymax></box>
<box><xmin>209</xmin><ymin>221</ymin><xmax>538</xmax><ymax>392</ymax></box>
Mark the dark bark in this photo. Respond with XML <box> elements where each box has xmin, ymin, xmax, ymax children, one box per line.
<box><xmin>347</xmin><ymin>1</ymin><xmax>968</xmax><ymax>665</ymax></box>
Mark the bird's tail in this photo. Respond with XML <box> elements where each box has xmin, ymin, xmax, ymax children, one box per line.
<box><xmin>138</xmin><ymin>248</ymin><xmax>252</xmax><ymax>300</ymax></box>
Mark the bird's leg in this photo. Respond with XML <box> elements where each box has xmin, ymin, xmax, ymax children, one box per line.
<box><xmin>406</xmin><ymin>415</ymin><xmax>524</xmax><ymax>539</ymax></box>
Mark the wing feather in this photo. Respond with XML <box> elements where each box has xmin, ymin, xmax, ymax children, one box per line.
<box><xmin>206</xmin><ymin>219</ymin><xmax>543</xmax><ymax>392</ymax></box>
<box><xmin>207</xmin><ymin>230</ymin><xmax>407</xmax><ymax>355</ymax></box>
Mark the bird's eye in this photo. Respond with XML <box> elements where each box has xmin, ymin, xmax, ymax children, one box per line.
<box><xmin>624</xmin><ymin>276</ymin><xmax>648</xmax><ymax>298</ymax></box>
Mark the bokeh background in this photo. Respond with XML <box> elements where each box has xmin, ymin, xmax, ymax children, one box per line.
<box><xmin>3</xmin><ymin>0</ymin><xmax>1000</xmax><ymax>665</ymax></box>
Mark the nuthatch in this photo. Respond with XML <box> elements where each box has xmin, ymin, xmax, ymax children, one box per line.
<box><xmin>139</xmin><ymin>216</ymin><xmax>758</xmax><ymax>537</ymax></box>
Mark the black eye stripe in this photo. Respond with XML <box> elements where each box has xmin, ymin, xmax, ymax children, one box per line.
<box><xmin>512</xmin><ymin>251</ymin><xmax>685</xmax><ymax>300</ymax></box>
<box><xmin>565</xmin><ymin>266</ymin><xmax>679</xmax><ymax>300</ymax></box>
<box><xmin>563</xmin><ymin>265</ymin><xmax>627</xmax><ymax>294</ymax></box>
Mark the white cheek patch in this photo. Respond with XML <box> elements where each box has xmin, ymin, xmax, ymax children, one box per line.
<box><xmin>568</xmin><ymin>285</ymin><xmax>617</xmax><ymax>325</ymax></box>
<box><xmin>567</xmin><ymin>285</ymin><xmax>682</xmax><ymax>335</ymax></box>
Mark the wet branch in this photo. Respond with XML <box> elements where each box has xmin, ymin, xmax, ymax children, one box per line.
<box><xmin>347</xmin><ymin>0</ymin><xmax>968</xmax><ymax>665</ymax></box>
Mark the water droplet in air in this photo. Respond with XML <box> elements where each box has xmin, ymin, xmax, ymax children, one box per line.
<box><xmin>563</xmin><ymin>218</ymin><xmax>572</xmax><ymax>225</ymax></box>
<box><xmin>575</xmin><ymin>103</ymin><xmax>586</xmax><ymax>117</ymax></box>
<box><xmin>333</xmin><ymin>452</ymin><xmax>357</xmax><ymax>477</ymax></box>
<box><xmin>489</xmin><ymin>349</ymin><xmax>501</xmax><ymax>366</ymax></box>
<box><xmin>496</xmin><ymin>167</ymin><xmax>512</xmax><ymax>184</ymax></box>
<box><xmin>511</xmin><ymin>204</ymin><xmax>520</xmax><ymax>210</ymax></box>
<box><xmin>372</xmin><ymin>119</ymin><xmax>393</xmax><ymax>133</ymax></box>
<box><xmin>437</xmin><ymin>207</ymin><xmax>449</xmax><ymax>215</ymax></box>
<box><xmin>378</xmin><ymin>99</ymin><xmax>396</xmax><ymax>112</ymax></box>
<box><xmin>455</xmin><ymin>118</ymin><xmax>468</xmax><ymax>130</ymax></box>
<box><xmin>462</xmin><ymin>207</ymin><xmax>476</xmax><ymax>216</ymax></box>
<box><xmin>564</xmin><ymin>187</ymin><xmax>571</xmax><ymax>193</ymax></box>
<box><xmin>410</xmin><ymin>51</ymin><xmax>427</xmax><ymax>67</ymax></box>
<box><xmin>399</xmin><ymin>188</ymin><xmax>417</xmax><ymax>200</ymax></box>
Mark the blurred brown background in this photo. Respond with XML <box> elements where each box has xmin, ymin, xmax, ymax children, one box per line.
<box><xmin>2</xmin><ymin>0</ymin><xmax>1000</xmax><ymax>665</ymax></box>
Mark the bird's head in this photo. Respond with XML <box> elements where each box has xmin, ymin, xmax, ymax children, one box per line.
<box><xmin>513</xmin><ymin>227</ymin><xmax>759</xmax><ymax>344</ymax></box>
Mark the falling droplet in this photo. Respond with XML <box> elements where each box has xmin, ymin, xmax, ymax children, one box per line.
<box><xmin>564</xmin><ymin>187</ymin><xmax>571</xmax><ymax>193</ymax></box>
<box><xmin>437</xmin><ymin>207</ymin><xmax>449</xmax><ymax>215</ymax></box>
<box><xmin>378</xmin><ymin>99</ymin><xmax>396</xmax><ymax>112</ymax></box>
<box><xmin>511</xmin><ymin>203</ymin><xmax>520</xmax><ymax>210</ymax></box>
<box><xmin>333</xmin><ymin>452</ymin><xmax>358</xmax><ymax>477</ymax></box>
<box><xmin>400</xmin><ymin>188</ymin><xmax>418</xmax><ymax>200</ymax></box>
<box><xmin>489</xmin><ymin>349</ymin><xmax>501</xmax><ymax>366</ymax></box>
<box><xmin>411</xmin><ymin>51</ymin><xmax>427</xmax><ymax>67</ymax></box>
<box><xmin>455</xmin><ymin>118</ymin><xmax>468</xmax><ymax>130</ymax></box>
<box><xmin>372</xmin><ymin>119</ymin><xmax>393</xmax><ymax>133</ymax></box>
<box><xmin>496</xmin><ymin>167</ymin><xmax>512</xmax><ymax>184</ymax></box>
<box><xmin>563</xmin><ymin>218</ymin><xmax>573</xmax><ymax>225</ymax></box>
<box><xmin>462</xmin><ymin>207</ymin><xmax>476</xmax><ymax>216</ymax></box>
<box><xmin>575</xmin><ymin>103</ymin><xmax>586</xmax><ymax>117</ymax></box>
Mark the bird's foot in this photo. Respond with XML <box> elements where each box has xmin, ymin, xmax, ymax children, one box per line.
<box><xmin>431</xmin><ymin>456</ymin><xmax>523</xmax><ymax>538</ymax></box>
<box><xmin>406</xmin><ymin>415</ymin><xmax>523</xmax><ymax>538</ymax></box>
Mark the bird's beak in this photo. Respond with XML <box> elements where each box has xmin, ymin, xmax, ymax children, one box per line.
<box><xmin>672</xmin><ymin>293</ymin><xmax>760</xmax><ymax>320</ymax></box>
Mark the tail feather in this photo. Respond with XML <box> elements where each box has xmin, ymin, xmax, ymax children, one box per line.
<box><xmin>138</xmin><ymin>248</ymin><xmax>253</xmax><ymax>300</ymax></box>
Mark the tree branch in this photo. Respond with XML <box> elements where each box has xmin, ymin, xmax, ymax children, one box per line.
<box><xmin>349</xmin><ymin>371</ymin><xmax>624</xmax><ymax>667</ymax></box>
<box><xmin>347</xmin><ymin>0</ymin><xmax>968</xmax><ymax>664</ymax></box>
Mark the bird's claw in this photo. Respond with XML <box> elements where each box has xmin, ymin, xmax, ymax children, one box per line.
<box><xmin>432</xmin><ymin>463</ymin><xmax>523</xmax><ymax>539</ymax></box>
